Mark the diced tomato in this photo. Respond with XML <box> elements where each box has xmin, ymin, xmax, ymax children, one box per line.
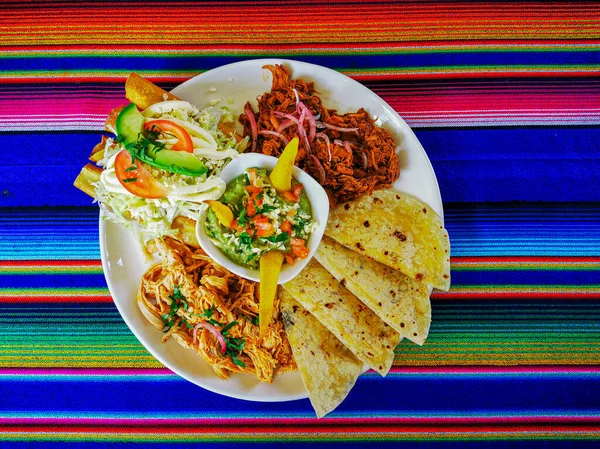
<box><xmin>246</xmin><ymin>201</ymin><xmax>257</xmax><ymax>217</ymax></box>
<box><xmin>252</xmin><ymin>214</ymin><xmax>269</xmax><ymax>223</ymax></box>
<box><xmin>255</xmin><ymin>221</ymin><xmax>274</xmax><ymax>237</ymax></box>
<box><xmin>143</xmin><ymin>120</ymin><xmax>194</xmax><ymax>153</ymax></box>
<box><xmin>230</xmin><ymin>219</ymin><xmax>244</xmax><ymax>232</ymax></box>
<box><xmin>285</xmin><ymin>254</ymin><xmax>296</xmax><ymax>265</ymax></box>
<box><xmin>281</xmin><ymin>190</ymin><xmax>298</xmax><ymax>203</ymax></box>
<box><xmin>245</xmin><ymin>185</ymin><xmax>261</xmax><ymax>195</ymax></box>
<box><xmin>280</xmin><ymin>221</ymin><xmax>292</xmax><ymax>233</ymax></box>
<box><xmin>114</xmin><ymin>150</ymin><xmax>169</xmax><ymax>199</ymax></box>
<box><xmin>247</xmin><ymin>169</ymin><xmax>257</xmax><ymax>184</ymax></box>
<box><xmin>290</xmin><ymin>238</ymin><xmax>309</xmax><ymax>259</ymax></box>
<box><xmin>291</xmin><ymin>244</ymin><xmax>309</xmax><ymax>259</ymax></box>
<box><xmin>281</xmin><ymin>183</ymin><xmax>304</xmax><ymax>203</ymax></box>
<box><xmin>292</xmin><ymin>183</ymin><xmax>304</xmax><ymax>198</ymax></box>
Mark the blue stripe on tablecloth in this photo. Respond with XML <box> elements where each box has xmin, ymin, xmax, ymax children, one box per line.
<box><xmin>2</xmin><ymin>51</ymin><xmax>600</xmax><ymax>72</ymax></box>
<box><xmin>1</xmin><ymin>127</ymin><xmax>600</xmax><ymax>207</ymax></box>
<box><xmin>0</xmin><ymin>374</ymin><xmax>598</xmax><ymax>415</ymax></box>
<box><xmin>1</xmin><ymin>269</ymin><xmax>599</xmax><ymax>289</ymax></box>
<box><xmin>3</xmin><ymin>205</ymin><xmax>600</xmax><ymax>260</ymax></box>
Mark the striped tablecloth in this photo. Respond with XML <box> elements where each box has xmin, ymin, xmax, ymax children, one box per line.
<box><xmin>1</xmin><ymin>1</ymin><xmax>599</xmax><ymax>447</ymax></box>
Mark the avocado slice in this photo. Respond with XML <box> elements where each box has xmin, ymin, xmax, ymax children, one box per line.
<box><xmin>116</xmin><ymin>103</ymin><xmax>143</xmax><ymax>144</ymax></box>
<box><xmin>116</xmin><ymin>103</ymin><xmax>208</xmax><ymax>177</ymax></box>
<box><xmin>137</xmin><ymin>146</ymin><xmax>208</xmax><ymax>176</ymax></box>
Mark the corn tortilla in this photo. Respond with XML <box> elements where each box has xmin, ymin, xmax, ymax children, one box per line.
<box><xmin>283</xmin><ymin>259</ymin><xmax>400</xmax><ymax>376</ymax></box>
<box><xmin>315</xmin><ymin>236</ymin><xmax>431</xmax><ymax>345</ymax></box>
<box><xmin>280</xmin><ymin>290</ymin><xmax>363</xmax><ymax>418</ymax></box>
<box><xmin>325</xmin><ymin>189</ymin><xmax>451</xmax><ymax>291</ymax></box>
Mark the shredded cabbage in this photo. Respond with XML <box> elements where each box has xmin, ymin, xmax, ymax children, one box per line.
<box><xmin>95</xmin><ymin>103</ymin><xmax>239</xmax><ymax>243</ymax></box>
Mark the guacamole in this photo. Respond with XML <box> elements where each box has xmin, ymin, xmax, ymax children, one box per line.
<box><xmin>205</xmin><ymin>168</ymin><xmax>317</xmax><ymax>269</ymax></box>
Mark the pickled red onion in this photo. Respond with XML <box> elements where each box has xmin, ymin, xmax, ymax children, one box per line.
<box><xmin>245</xmin><ymin>108</ymin><xmax>258</xmax><ymax>153</ymax></box>
<box><xmin>193</xmin><ymin>321</ymin><xmax>227</xmax><ymax>354</ymax></box>
<box><xmin>259</xmin><ymin>130</ymin><xmax>289</xmax><ymax>146</ymax></box>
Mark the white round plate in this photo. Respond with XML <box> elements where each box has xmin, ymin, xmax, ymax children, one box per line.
<box><xmin>100</xmin><ymin>59</ymin><xmax>443</xmax><ymax>403</ymax></box>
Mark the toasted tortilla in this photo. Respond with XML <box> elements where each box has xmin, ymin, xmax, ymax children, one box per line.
<box><xmin>283</xmin><ymin>259</ymin><xmax>400</xmax><ymax>376</ymax></box>
<box><xmin>315</xmin><ymin>236</ymin><xmax>431</xmax><ymax>345</ymax></box>
<box><xmin>125</xmin><ymin>72</ymin><xmax>181</xmax><ymax>110</ymax></box>
<box><xmin>279</xmin><ymin>290</ymin><xmax>363</xmax><ymax>418</ymax></box>
<box><xmin>325</xmin><ymin>189</ymin><xmax>451</xmax><ymax>291</ymax></box>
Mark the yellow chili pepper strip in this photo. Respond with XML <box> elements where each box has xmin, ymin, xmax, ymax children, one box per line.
<box><xmin>259</xmin><ymin>251</ymin><xmax>285</xmax><ymax>338</ymax></box>
<box><xmin>269</xmin><ymin>136</ymin><xmax>299</xmax><ymax>192</ymax></box>
<box><xmin>205</xmin><ymin>200</ymin><xmax>234</xmax><ymax>228</ymax></box>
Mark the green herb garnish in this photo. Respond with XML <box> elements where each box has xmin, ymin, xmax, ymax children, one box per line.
<box><xmin>238</xmin><ymin>207</ymin><xmax>247</xmax><ymax>226</ymax></box>
<box><xmin>219</xmin><ymin>321</ymin><xmax>246</xmax><ymax>368</ymax></box>
<box><xmin>199</xmin><ymin>308</ymin><xmax>223</xmax><ymax>327</ymax></box>
<box><xmin>161</xmin><ymin>285</ymin><xmax>188</xmax><ymax>333</ymax></box>
<box><xmin>263</xmin><ymin>232</ymin><xmax>289</xmax><ymax>243</ymax></box>
<box><xmin>122</xmin><ymin>178</ymin><xmax>138</xmax><ymax>183</ymax></box>
<box><xmin>239</xmin><ymin>232</ymin><xmax>252</xmax><ymax>245</ymax></box>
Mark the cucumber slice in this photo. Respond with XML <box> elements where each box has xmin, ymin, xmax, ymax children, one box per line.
<box><xmin>116</xmin><ymin>103</ymin><xmax>143</xmax><ymax>144</ymax></box>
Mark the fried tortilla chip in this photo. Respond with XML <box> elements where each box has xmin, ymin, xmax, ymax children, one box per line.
<box><xmin>280</xmin><ymin>290</ymin><xmax>363</xmax><ymax>418</ymax></box>
<box><xmin>283</xmin><ymin>259</ymin><xmax>400</xmax><ymax>376</ymax></box>
<box><xmin>315</xmin><ymin>236</ymin><xmax>431</xmax><ymax>345</ymax></box>
<box><xmin>325</xmin><ymin>190</ymin><xmax>451</xmax><ymax>291</ymax></box>
<box><xmin>125</xmin><ymin>72</ymin><xmax>181</xmax><ymax>110</ymax></box>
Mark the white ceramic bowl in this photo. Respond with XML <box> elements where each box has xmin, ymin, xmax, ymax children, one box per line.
<box><xmin>195</xmin><ymin>153</ymin><xmax>329</xmax><ymax>283</ymax></box>
<box><xmin>100</xmin><ymin>59</ymin><xmax>443</xmax><ymax>402</ymax></box>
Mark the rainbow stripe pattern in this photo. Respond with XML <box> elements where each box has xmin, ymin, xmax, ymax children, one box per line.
<box><xmin>1</xmin><ymin>1</ymin><xmax>600</xmax><ymax>447</ymax></box>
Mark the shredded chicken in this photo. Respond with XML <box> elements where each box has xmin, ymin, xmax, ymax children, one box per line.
<box><xmin>239</xmin><ymin>64</ymin><xmax>400</xmax><ymax>206</ymax></box>
<box><xmin>137</xmin><ymin>237</ymin><xmax>296</xmax><ymax>383</ymax></box>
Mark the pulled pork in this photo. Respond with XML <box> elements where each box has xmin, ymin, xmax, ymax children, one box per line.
<box><xmin>239</xmin><ymin>64</ymin><xmax>400</xmax><ymax>205</ymax></box>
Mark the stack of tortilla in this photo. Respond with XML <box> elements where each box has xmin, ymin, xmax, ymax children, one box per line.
<box><xmin>280</xmin><ymin>189</ymin><xmax>451</xmax><ymax>417</ymax></box>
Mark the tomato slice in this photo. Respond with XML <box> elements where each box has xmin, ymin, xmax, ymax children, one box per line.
<box><xmin>143</xmin><ymin>119</ymin><xmax>194</xmax><ymax>153</ymax></box>
<box><xmin>114</xmin><ymin>150</ymin><xmax>169</xmax><ymax>199</ymax></box>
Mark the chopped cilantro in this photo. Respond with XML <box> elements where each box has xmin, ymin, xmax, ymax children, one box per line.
<box><xmin>258</xmin><ymin>204</ymin><xmax>277</xmax><ymax>213</ymax></box>
<box><xmin>221</xmin><ymin>321</ymin><xmax>238</xmax><ymax>335</ymax></box>
<box><xmin>239</xmin><ymin>232</ymin><xmax>252</xmax><ymax>245</ymax></box>
<box><xmin>124</xmin><ymin>164</ymin><xmax>138</xmax><ymax>172</ymax></box>
<box><xmin>122</xmin><ymin>178</ymin><xmax>138</xmax><ymax>183</ymax></box>
<box><xmin>263</xmin><ymin>232</ymin><xmax>289</xmax><ymax>243</ymax></box>
<box><xmin>246</xmin><ymin>252</ymin><xmax>258</xmax><ymax>263</ymax></box>
<box><xmin>218</xmin><ymin>321</ymin><xmax>246</xmax><ymax>368</ymax></box>
<box><xmin>199</xmin><ymin>308</ymin><xmax>223</xmax><ymax>327</ymax></box>
<box><xmin>162</xmin><ymin>285</ymin><xmax>188</xmax><ymax>333</ymax></box>
<box><xmin>238</xmin><ymin>207</ymin><xmax>247</xmax><ymax>226</ymax></box>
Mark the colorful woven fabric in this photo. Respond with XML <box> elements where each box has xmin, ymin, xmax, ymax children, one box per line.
<box><xmin>1</xmin><ymin>1</ymin><xmax>599</xmax><ymax>447</ymax></box>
